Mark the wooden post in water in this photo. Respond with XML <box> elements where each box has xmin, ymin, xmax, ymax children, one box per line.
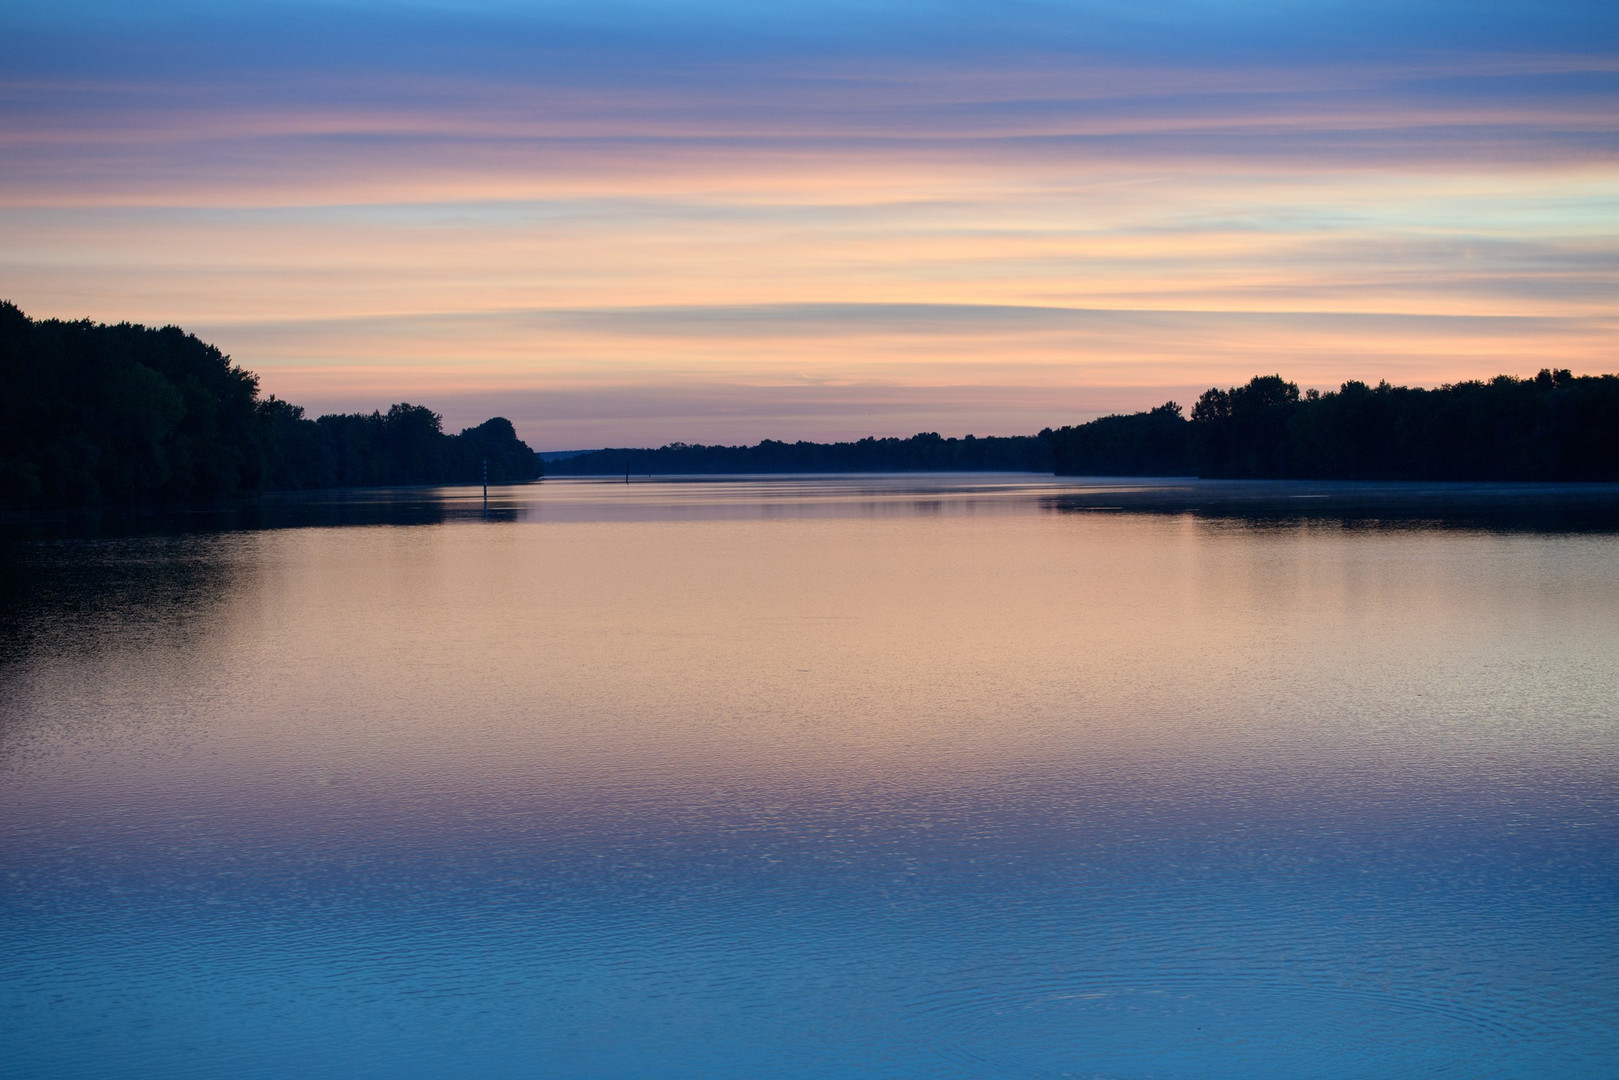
<box><xmin>482</xmin><ymin>458</ymin><xmax>488</xmax><ymax>512</ymax></box>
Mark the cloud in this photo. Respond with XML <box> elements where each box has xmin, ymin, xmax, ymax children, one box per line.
<box><xmin>0</xmin><ymin>0</ymin><xmax>1615</xmax><ymax>441</ymax></box>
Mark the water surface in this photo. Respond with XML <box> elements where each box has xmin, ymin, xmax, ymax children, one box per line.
<box><xmin>3</xmin><ymin>476</ymin><xmax>1617</xmax><ymax>1078</ymax></box>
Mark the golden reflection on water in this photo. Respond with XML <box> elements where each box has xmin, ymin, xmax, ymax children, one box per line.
<box><xmin>5</xmin><ymin>479</ymin><xmax>1616</xmax><ymax>822</ymax></box>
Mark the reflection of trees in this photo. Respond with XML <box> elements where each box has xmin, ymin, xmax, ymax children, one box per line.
<box><xmin>0</xmin><ymin>534</ymin><xmax>247</xmax><ymax>658</ymax></box>
<box><xmin>1041</xmin><ymin>481</ymin><xmax>1619</xmax><ymax>535</ymax></box>
<box><xmin>0</xmin><ymin>533</ymin><xmax>252</xmax><ymax>767</ymax></box>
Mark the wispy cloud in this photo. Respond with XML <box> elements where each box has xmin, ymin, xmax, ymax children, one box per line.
<box><xmin>1</xmin><ymin>0</ymin><xmax>1616</xmax><ymax>443</ymax></box>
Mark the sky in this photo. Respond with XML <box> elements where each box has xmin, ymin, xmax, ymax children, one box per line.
<box><xmin>2</xmin><ymin>1</ymin><xmax>1616</xmax><ymax>448</ymax></box>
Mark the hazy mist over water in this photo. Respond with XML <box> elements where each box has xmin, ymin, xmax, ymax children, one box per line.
<box><xmin>3</xmin><ymin>477</ymin><xmax>1617</xmax><ymax>1078</ymax></box>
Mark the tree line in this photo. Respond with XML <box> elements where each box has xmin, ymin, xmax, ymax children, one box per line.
<box><xmin>546</xmin><ymin>431</ymin><xmax>1051</xmax><ymax>476</ymax></box>
<box><xmin>7</xmin><ymin>300</ymin><xmax>1615</xmax><ymax>507</ymax></box>
<box><xmin>1049</xmin><ymin>372</ymin><xmax>1619</xmax><ymax>480</ymax></box>
<box><xmin>554</xmin><ymin>371</ymin><xmax>1618</xmax><ymax>482</ymax></box>
<box><xmin>0</xmin><ymin>301</ymin><xmax>540</xmax><ymax>511</ymax></box>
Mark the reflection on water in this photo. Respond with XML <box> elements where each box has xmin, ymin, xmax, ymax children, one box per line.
<box><xmin>1042</xmin><ymin>477</ymin><xmax>1619</xmax><ymax>533</ymax></box>
<box><xmin>8</xmin><ymin>474</ymin><xmax>1619</xmax><ymax>535</ymax></box>
<box><xmin>2</xmin><ymin>477</ymin><xmax>1617</xmax><ymax>1078</ymax></box>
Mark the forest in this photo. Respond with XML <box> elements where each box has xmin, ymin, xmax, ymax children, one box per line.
<box><xmin>554</xmin><ymin>371</ymin><xmax>1619</xmax><ymax>482</ymax></box>
<box><xmin>6</xmin><ymin>300</ymin><xmax>1617</xmax><ymax>510</ymax></box>
<box><xmin>1047</xmin><ymin>372</ymin><xmax>1619</xmax><ymax>481</ymax></box>
<box><xmin>0</xmin><ymin>302</ymin><xmax>540</xmax><ymax>511</ymax></box>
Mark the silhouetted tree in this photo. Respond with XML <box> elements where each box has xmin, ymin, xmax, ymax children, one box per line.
<box><xmin>7</xmin><ymin>300</ymin><xmax>1615</xmax><ymax>504</ymax></box>
<box><xmin>0</xmin><ymin>302</ymin><xmax>541</xmax><ymax>510</ymax></box>
<box><xmin>1189</xmin><ymin>370</ymin><xmax>1619</xmax><ymax>480</ymax></box>
<box><xmin>1050</xmin><ymin>402</ymin><xmax>1190</xmax><ymax>476</ymax></box>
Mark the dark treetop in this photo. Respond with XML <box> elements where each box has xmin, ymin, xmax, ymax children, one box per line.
<box><xmin>7</xmin><ymin>301</ymin><xmax>1616</xmax><ymax>507</ymax></box>
<box><xmin>0</xmin><ymin>301</ymin><xmax>540</xmax><ymax>510</ymax></box>
<box><xmin>1051</xmin><ymin>372</ymin><xmax>1619</xmax><ymax>480</ymax></box>
<box><xmin>550</xmin><ymin>371</ymin><xmax>1619</xmax><ymax>482</ymax></box>
<box><xmin>1176</xmin><ymin>372</ymin><xmax>1619</xmax><ymax>481</ymax></box>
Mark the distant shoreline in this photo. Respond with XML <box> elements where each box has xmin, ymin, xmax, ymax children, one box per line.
<box><xmin>545</xmin><ymin>370</ymin><xmax>1619</xmax><ymax>484</ymax></box>
<box><xmin>6</xmin><ymin>301</ymin><xmax>1616</xmax><ymax>512</ymax></box>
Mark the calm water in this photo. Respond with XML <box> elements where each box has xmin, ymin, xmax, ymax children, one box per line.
<box><xmin>3</xmin><ymin>476</ymin><xmax>1617</xmax><ymax>1078</ymax></box>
